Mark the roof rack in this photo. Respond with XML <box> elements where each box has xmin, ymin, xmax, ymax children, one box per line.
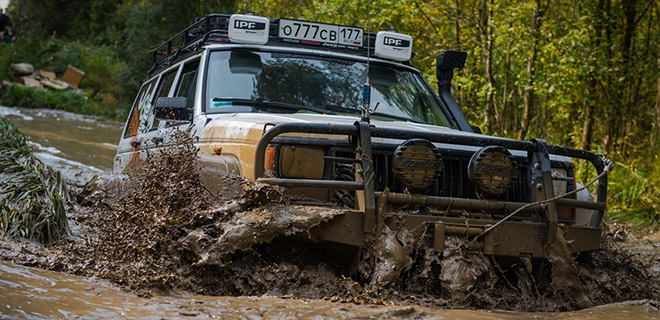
<box><xmin>148</xmin><ymin>14</ymin><xmax>381</xmax><ymax>76</ymax></box>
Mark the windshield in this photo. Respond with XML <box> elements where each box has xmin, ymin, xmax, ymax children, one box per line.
<box><xmin>205</xmin><ymin>50</ymin><xmax>452</xmax><ymax>127</ymax></box>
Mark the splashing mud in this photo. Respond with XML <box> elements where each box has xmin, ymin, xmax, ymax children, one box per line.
<box><xmin>1</xmin><ymin>127</ymin><xmax>659</xmax><ymax>314</ymax></box>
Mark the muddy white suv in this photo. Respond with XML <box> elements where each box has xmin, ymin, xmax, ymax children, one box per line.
<box><xmin>115</xmin><ymin>14</ymin><xmax>610</xmax><ymax>259</ymax></box>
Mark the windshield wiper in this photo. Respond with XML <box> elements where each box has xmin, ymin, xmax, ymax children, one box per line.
<box><xmin>325</xmin><ymin>104</ymin><xmax>427</xmax><ymax>124</ymax></box>
<box><xmin>212</xmin><ymin>98</ymin><xmax>333</xmax><ymax>115</ymax></box>
<box><xmin>324</xmin><ymin>104</ymin><xmax>361</xmax><ymax>114</ymax></box>
<box><xmin>370</xmin><ymin>112</ymin><xmax>428</xmax><ymax>124</ymax></box>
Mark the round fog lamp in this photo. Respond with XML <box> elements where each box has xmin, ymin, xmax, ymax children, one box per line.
<box><xmin>468</xmin><ymin>146</ymin><xmax>518</xmax><ymax>197</ymax></box>
<box><xmin>392</xmin><ymin>139</ymin><xmax>443</xmax><ymax>192</ymax></box>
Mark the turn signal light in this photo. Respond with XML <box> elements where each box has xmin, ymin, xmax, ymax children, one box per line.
<box><xmin>265</xmin><ymin>146</ymin><xmax>276</xmax><ymax>171</ymax></box>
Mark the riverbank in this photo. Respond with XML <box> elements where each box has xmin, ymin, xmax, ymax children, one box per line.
<box><xmin>0</xmin><ymin>83</ymin><xmax>128</xmax><ymax>121</ymax></box>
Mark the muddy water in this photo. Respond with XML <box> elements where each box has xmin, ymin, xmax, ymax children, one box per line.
<box><xmin>1</xmin><ymin>106</ymin><xmax>660</xmax><ymax>319</ymax></box>
<box><xmin>2</xmin><ymin>259</ymin><xmax>658</xmax><ymax>319</ymax></box>
<box><xmin>0</xmin><ymin>106</ymin><xmax>123</xmax><ymax>171</ymax></box>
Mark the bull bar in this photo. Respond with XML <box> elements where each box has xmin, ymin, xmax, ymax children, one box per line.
<box><xmin>253</xmin><ymin>120</ymin><xmax>609</xmax><ymax>257</ymax></box>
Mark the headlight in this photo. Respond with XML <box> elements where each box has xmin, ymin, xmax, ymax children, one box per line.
<box><xmin>468</xmin><ymin>146</ymin><xmax>518</xmax><ymax>197</ymax></box>
<box><xmin>551</xmin><ymin>168</ymin><xmax>569</xmax><ymax>196</ymax></box>
<box><xmin>279</xmin><ymin>145</ymin><xmax>325</xmax><ymax>179</ymax></box>
<box><xmin>575</xmin><ymin>183</ymin><xmax>596</xmax><ymax>226</ymax></box>
<box><xmin>392</xmin><ymin>139</ymin><xmax>443</xmax><ymax>192</ymax></box>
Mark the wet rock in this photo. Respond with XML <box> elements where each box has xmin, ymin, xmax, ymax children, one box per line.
<box><xmin>10</xmin><ymin>63</ymin><xmax>34</xmax><ymax>75</ymax></box>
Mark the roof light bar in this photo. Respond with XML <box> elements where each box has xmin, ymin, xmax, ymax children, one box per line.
<box><xmin>229</xmin><ymin>14</ymin><xmax>270</xmax><ymax>45</ymax></box>
<box><xmin>374</xmin><ymin>31</ymin><xmax>413</xmax><ymax>61</ymax></box>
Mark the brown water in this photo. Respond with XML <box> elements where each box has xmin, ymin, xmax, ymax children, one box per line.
<box><xmin>2</xmin><ymin>259</ymin><xmax>658</xmax><ymax>319</ymax></box>
<box><xmin>0</xmin><ymin>106</ymin><xmax>123</xmax><ymax>171</ymax></box>
<box><xmin>1</xmin><ymin>106</ymin><xmax>659</xmax><ymax>319</ymax></box>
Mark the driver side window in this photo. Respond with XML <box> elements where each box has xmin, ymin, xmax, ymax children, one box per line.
<box><xmin>150</xmin><ymin>68</ymin><xmax>179</xmax><ymax>131</ymax></box>
<box><xmin>175</xmin><ymin>59</ymin><xmax>200</xmax><ymax>110</ymax></box>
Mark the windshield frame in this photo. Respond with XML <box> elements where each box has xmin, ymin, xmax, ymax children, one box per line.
<box><xmin>201</xmin><ymin>45</ymin><xmax>458</xmax><ymax>129</ymax></box>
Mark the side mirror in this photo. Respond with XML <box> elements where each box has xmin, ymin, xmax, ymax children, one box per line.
<box><xmin>154</xmin><ymin>97</ymin><xmax>192</xmax><ymax>121</ymax></box>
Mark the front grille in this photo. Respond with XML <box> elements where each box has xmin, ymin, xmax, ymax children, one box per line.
<box><xmin>334</xmin><ymin>148</ymin><xmax>531</xmax><ymax>203</ymax></box>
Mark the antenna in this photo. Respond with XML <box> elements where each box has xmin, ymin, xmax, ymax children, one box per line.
<box><xmin>366</xmin><ymin>0</ymin><xmax>371</xmax><ymax>80</ymax></box>
<box><xmin>361</xmin><ymin>0</ymin><xmax>372</xmax><ymax>121</ymax></box>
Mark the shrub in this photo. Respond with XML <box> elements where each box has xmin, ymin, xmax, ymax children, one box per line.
<box><xmin>0</xmin><ymin>84</ymin><xmax>124</xmax><ymax>119</ymax></box>
<box><xmin>606</xmin><ymin>157</ymin><xmax>660</xmax><ymax>233</ymax></box>
<box><xmin>0</xmin><ymin>36</ymin><xmax>132</xmax><ymax>117</ymax></box>
<box><xmin>0</xmin><ymin>116</ymin><xmax>68</xmax><ymax>243</ymax></box>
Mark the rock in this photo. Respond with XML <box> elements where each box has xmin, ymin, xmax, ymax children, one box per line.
<box><xmin>10</xmin><ymin>63</ymin><xmax>34</xmax><ymax>75</ymax></box>
<box><xmin>42</xmin><ymin>79</ymin><xmax>69</xmax><ymax>90</ymax></box>
<box><xmin>21</xmin><ymin>76</ymin><xmax>42</xmax><ymax>88</ymax></box>
<box><xmin>38</xmin><ymin>70</ymin><xmax>56</xmax><ymax>80</ymax></box>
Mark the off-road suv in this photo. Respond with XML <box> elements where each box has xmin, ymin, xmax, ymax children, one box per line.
<box><xmin>115</xmin><ymin>14</ymin><xmax>610</xmax><ymax>259</ymax></box>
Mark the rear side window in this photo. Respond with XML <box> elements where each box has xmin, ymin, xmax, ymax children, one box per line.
<box><xmin>150</xmin><ymin>68</ymin><xmax>179</xmax><ymax>131</ymax></box>
<box><xmin>123</xmin><ymin>78</ymin><xmax>157</xmax><ymax>138</ymax></box>
<box><xmin>175</xmin><ymin>59</ymin><xmax>200</xmax><ymax>110</ymax></box>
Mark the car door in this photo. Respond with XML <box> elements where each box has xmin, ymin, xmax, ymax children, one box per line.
<box><xmin>142</xmin><ymin>65</ymin><xmax>181</xmax><ymax>151</ymax></box>
<box><xmin>114</xmin><ymin>77</ymin><xmax>158</xmax><ymax>174</ymax></box>
<box><xmin>158</xmin><ymin>58</ymin><xmax>200</xmax><ymax>146</ymax></box>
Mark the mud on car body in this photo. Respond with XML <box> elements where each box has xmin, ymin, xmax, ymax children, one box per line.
<box><xmin>115</xmin><ymin>14</ymin><xmax>611</xmax><ymax>261</ymax></box>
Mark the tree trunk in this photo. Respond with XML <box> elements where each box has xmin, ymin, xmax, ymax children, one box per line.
<box><xmin>654</xmin><ymin>56</ymin><xmax>660</xmax><ymax>148</ymax></box>
<box><xmin>620</xmin><ymin>0</ymin><xmax>638</xmax><ymax>156</ymax></box>
<box><xmin>581</xmin><ymin>100</ymin><xmax>594</xmax><ymax>151</ymax></box>
<box><xmin>482</xmin><ymin>0</ymin><xmax>496</xmax><ymax>134</ymax></box>
<box><xmin>454</xmin><ymin>0</ymin><xmax>462</xmax><ymax>48</ymax></box>
<box><xmin>581</xmin><ymin>0</ymin><xmax>604</xmax><ymax>152</ymax></box>
<box><xmin>499</xmin><ymin>23</ymin><xmax>513</xmax><ymax>136</ymax></box>
<box><xmin>602</xmin><ymin>0</ymin><xmax>614</xmax><ymax>155</ymax></box>
<box><xmin>518</xmin><ymin>0</ymin><xmax>547</xmax><ymax>141</ymax></box>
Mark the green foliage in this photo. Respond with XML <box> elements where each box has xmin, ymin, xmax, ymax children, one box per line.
<box><xmin>0</xmin><ymin>84</ymin><xmax>127</xmax><ymax>120</ymax></box>
<box><xmin>2</xmin><ymin>0</ymin><xmax>659</xmax><ymax>229</ymax></box>
<box><xmin>0</xmin><ymin>35</ymin><xmax>131</xmax><ymax>115</ymax></box>
<box><xmin>0</xmin><ymin>116</ymin><xmax>68</xmax><ymax>244</ymax></box>
<box><xmin>606</xmin><ymin>158</ymin><xmax>660</xmax><ymax>232</ymax></box>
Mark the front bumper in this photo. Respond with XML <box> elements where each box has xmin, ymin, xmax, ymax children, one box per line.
<box><xmin>253</xmin><ymin>121</ymin><xmax>609</xmax><ymax>257</ymax></box>
<box><xmin>304</xmin><ymin>208</ymin><xmax>601</xmax><ymax>258</ymax></box>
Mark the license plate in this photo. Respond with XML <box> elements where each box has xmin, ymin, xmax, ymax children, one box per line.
<box><xmin>278</xmin><ymin>19</ymin><xmax>363</xmax><ymax>47</ymax></box>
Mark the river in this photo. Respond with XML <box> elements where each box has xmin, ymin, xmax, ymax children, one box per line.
<box><xmin>1</xmin><ymin>106</ymin><xmax>658</xmax><ymax>319</ymax></box>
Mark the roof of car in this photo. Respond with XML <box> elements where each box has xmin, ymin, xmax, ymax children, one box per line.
<box><xmin>148</xmin><ymin>14</ymin><xmax>408</xmax><ymax>76</ymax></box>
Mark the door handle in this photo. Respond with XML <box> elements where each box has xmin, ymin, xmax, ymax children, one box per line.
<box><xmin>130</xmin><ymin>140</ymin><xmax>141</xmax><ymax>148</ymax></box>
<box><xmin>152</xmin><ymin>137</ymin><xmax>164</xmax><ymax>145</ymax></box>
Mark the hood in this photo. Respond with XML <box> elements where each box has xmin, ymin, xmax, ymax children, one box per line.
<box><xmin>199</xmin><ymin>112</ymin><xmax>480</xmax><ymax>137</ymax></box>
<box><xmin>196</xmin><ymin>112</ymin><xmax>571</xmax><ymax>161</ymax></box>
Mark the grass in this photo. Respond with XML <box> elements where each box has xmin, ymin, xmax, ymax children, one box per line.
<box><xmin>0</xmin><ymin>84</ymin><xmax>128</xmax><ymax>120</ymax></box>
<box><xmin>0</xmin><ymin>115</ymin><xmax>68</xmax><ymax>243</ymax></box>
<box><xmin>0</xmin><ymin>35</ymin><xmax>133</xmax><ymax>120</ymax></box>
<box><xmin>605</xmin><ymin>158</ymin><xmax>660</xmax><ymax>234</ymax></box>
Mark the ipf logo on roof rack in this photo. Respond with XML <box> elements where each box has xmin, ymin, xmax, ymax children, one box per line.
<box><xmin>375</xmin><ymin>31</ymin><xmax>413</xmax><ymax>61</ymax></box>
<box><xmin>229</xmin><ymin>14</ymin><xmax>270</xmax><ymax>44</ymax></box>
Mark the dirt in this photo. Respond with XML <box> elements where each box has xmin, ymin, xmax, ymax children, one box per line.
<box><xmin>1</xmin><ymin>128</ymin><xmax>659</xmax><ymax>313</ymax></box>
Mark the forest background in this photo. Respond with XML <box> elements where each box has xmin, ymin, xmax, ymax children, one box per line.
<box><xmin>1</xmin><ymin>0</ymin><xmax>658</xmax><ymax>231</ymax></box>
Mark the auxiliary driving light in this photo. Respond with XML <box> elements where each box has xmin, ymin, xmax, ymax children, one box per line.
<box><xmin>392</xmin><ymin>139</ymin><xmax>443</xmax><ymax>192</ymax></box>
<box><xmin>279</xmin><ymin>145</ymin><xmax>325</xmax><ymax>179</ymax></box>
<box><xmin>468</xmin><ymin>146</ymin><xmax>518</xmax><ymax>197</ymax></box>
